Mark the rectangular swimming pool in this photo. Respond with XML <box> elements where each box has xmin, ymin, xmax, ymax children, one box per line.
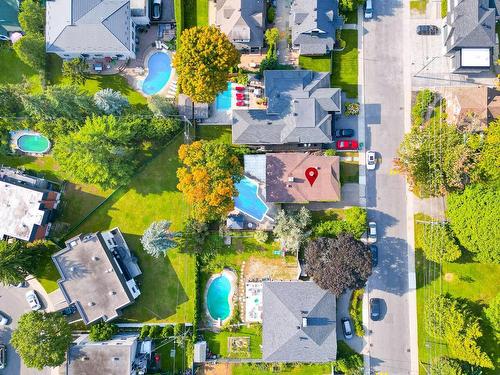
<box><xmin>216</xmin><ymin>82</ymin><xmax>232</xmax><ymax>111</ymax></box>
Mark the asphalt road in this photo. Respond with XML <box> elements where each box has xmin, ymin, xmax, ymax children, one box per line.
<box><xmin>0</xmin><ymin>282</ymin><xmax>51</xmax><ymax>375</ymax></box>
<box><xmin>363</xmin><ymin>0</ymin><xmax>413</xmax><ymax>373</ymax></box>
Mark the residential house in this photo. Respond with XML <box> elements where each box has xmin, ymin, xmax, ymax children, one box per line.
<box><xmin>232</xmin><ymin>70</ymin><xmax>342</xmax><ymax>149</ymax></box>
<box><xmin>0</xmin><ymin>166</ymin><xmax>60</xmax><ymax>242</ymax></box>
<box><xmin>46</xmin><ymin>0</ymin><xmax>138</xmax><ymax>60</ymax></box>
<box><xmin>0</xmin><ymin>0</ymin><xmax>22</xmax><ymax>41</ymax></box>
<box><xmin>443</xmin><ymin>85</ymin><xmax>500</xmax><ymax>131</ymax></box>
<box><xmin>266</xmin><ymin>153</ymin><xmax>341</xmax><ymax>203</ymax></box>
<box><xmin>443</xmin><ymin>0</ymin><xmax>496</xmax><ymax>72</ymax></box>
<box><xmin>290</xmin><ymin>0</ymin><xmax>343</xmax><ymax>55</ymax></box>
<box><xmin>214</xmin><ymin>0</ymin><xmax>266</xmax><ymax>52</ymax></box>
<box><xmin>262</xmin><ymin>281</ymin><xmax>337</xmax><ymax>362</ymax></box>
<box><xmin>65</xmin><ymin>334</ymin><xmax>149</xmax><ymax>375</ymax></box>
<box><xmin>52</xmin><ymin>228</ymin><xmax>142</xmax><ymax>325</ymax></box>
<box><xmin>130</xmin><ymin>0</ymin><xmax>149</xmax><ymax>25</ymax></box>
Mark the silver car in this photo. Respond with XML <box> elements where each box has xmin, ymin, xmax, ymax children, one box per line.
<box><xmin>25</xmin><ymin>290</ymin><xmax>42</xmax><ymax>311</ymax></box>
<box><xmin>366</xmin><ymin>150</ymin><xmax>376</xmax><ymax>170</ymax></box>
<box><xmin>0</xmin><ymin>313</ymin><xmax>8</xmax><ymax>326</ymax></box>
<box><xmin>368</xmin><ymin>221</ymin><xmax>377</xmax><ymax>243</ymax></box>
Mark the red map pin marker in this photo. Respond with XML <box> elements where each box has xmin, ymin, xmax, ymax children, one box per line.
<box><xmin>305</xmin><ymin>167</ymin><xmax>319</xmax><ymax>186</ymax></box>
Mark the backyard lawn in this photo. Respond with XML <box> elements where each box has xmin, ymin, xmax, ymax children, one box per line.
<box><xmin>299</xmin><ymin>54</ymin><xmax>331</xmax><ymax>73</ymax></box>
<box><xmin>196</xmin><ymin>125</ymin><xmax>232</xmax><ymax>143</ymax></box>
<box><xmin>155</xmin><ymin>339</ymin><xmax>188</xmax><ymax>373</ymax></box>
<box><xmin>414</xmin><ymin>213</ymin><xmax>500</xmax><ymax>374</ymax></box>
<box><xmin>331</xmin><ymin>30</ymin><xmax>358</xmax><ymax>98</ymax></box>
<box><xmin>232</xmin><ymin>363</ymin><xmax>333</xmax><ymax>375</ymax></box>
<box><xmin>183</xmin><ymin>0</ymin><xmax>208</xmax><ymax>29</ymax></box>
<box><xmin>0</xmin><ymin>48</ymin><xmax>42</xmax><ymax>91</ymax></box>
<box><xmin>204</xmin><ymin>324</ymin><xmax>262</xmax><ymax>358</ymax></box>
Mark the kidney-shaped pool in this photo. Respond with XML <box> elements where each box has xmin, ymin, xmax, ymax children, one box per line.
<box><xmin>142</xmin><ymin>51</ymin><xmax>172</xmax><ymax>95</ymax></box>
<box><xmin>206</xmin><ymin>274</ymin><xmax>232</xmax><ymax>321</ymax></box>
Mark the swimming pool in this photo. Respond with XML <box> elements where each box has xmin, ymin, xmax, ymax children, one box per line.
<box><xmin>142</xmin><ymin>52</ymin><xmax>172</xmax><ymax>95</ymax></box>
<box><xmin>16</xmin><ymin>133</ymin><xmax>50</xmax><ymax>154</ymax></box>
<box><xmin>206</xmin><ymin>274</ymin><xmax>232</xmax><ymax>321</ymax></box>
<box><xmin>234</xmin><ymin>177</ymin><xmax>269</xmax><ymax>222</ymax></box>
<box><xmin>216</xmin><ymin>82</ymin><xmax>232</xmax><ymax>110</ymax></box>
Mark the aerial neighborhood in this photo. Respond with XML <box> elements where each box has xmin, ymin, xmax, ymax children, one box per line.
<box><xmin>0</xmin><ymin>0</ymin><xmax>498</xmax><ymax>374</ymax></box>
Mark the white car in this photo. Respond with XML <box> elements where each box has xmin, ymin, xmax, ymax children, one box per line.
<box><xmin>25</xmin><ymin>290</ymin><xmax>42</xmax><ymax>311</ymax></box>
<box><xmin>366</xmin><ymin>151</ymin><xmax>377</xmax><ymax>170</ymax></box>
<box><xmin>0</xmin><ymin>313</ymin><xmax>8</xmax><ymax>326</ymax></box>
<box><xmin>368</xmin><ymin>222</ymin><xmax>377</xmax><ymax>242</ymax></box>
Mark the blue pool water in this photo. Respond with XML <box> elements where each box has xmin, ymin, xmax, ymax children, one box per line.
<box><xmin>216</xmin><ymin>82</ymin><xmax>232</xmax><ymax>110</ymax></box>
<box><xmin>142</xmin><ymin>52</ymin><xmax>172</xmax><ymax>95</ymax></box>
<box><xmin>206</xmin><ymin>275</ymin><xmax>231</xmax><ymax>321</ymax></box>
<box><xmin>234</xmin><ymin>177</ymin><xmax>269</xmax><ymax>222</ymax></box>
<box><xmin>17</xmin><ymin>133</ymin><xmax>50</xmax><ymax>153</ymax></box>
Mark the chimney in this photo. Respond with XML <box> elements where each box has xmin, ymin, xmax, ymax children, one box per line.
<box><xmin>302</xmin><ymin>317</ymin><xmax>308</xmax><ymax>327</ymax></box>
<box><xmin>288</xmin><ymin>177</ymin><xmax>295</xmax><ymax>182</ymax></box>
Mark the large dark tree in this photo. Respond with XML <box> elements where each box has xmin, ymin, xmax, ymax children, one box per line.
<box><xmin>305</xmin><ymin>234</ymin><xmax>372</xmax><ymax>296</ymax></box>
<box><xmin>0</xmin><ymin>241</ymin><xmax>44</xmax><ymax>285</ymax></box>
<box><xmin>11</xmin><ymin>312</ymin><xmax>72</xmax><ymax>370</ymax></box>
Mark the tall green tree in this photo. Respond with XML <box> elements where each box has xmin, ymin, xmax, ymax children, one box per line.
<box><xmin>0</xmin><ymin>85</ymin><xmax>24</xmax><ymax>117</ymax></box>
<box><xmin>177</xmin><ymin>140</ymin><xmax>243</xmax><ymax>222</ymax></box>
<box><xmin>93</xmin><ymin>88</ymin><xmax>129</xmax><ymax>115</ymax></box>
<box><xmin>429</xmin><ymin>357</ymin><xmax>464</xmax><ymax>375</ymax></box>
<box><xmin>89</xmin><ymin>322</ymin><xmax>118</xmax><ymax>342</ymax></box>
<box><xmin>0</xmin><ymin>241</ymin><xmax>44</xmax><ymax>285</ymax></box>
<box><xmin>446</xmin><ymin>184</ymin><xmax>500</xmax><ymax>263</ymax></box>
<box><xmin>173</xmin><ymin>26</ymin><xmax>239</xmax><ymax>104</ymax></box>
<box><xmin>420</xmin><ymin>223</ymin><xmax>461</xmax><ymax>263</ymax></box>
<box><xmin>141</xmin><ymin>221</ymin><xmax>178</xmax><ymax>258</ymax></box>
<box><xmin>474</xmin><ymin>118</ymin><xmax>500</xmax><ymax>187</ymax></box>
<box><xmin>53</xmin><ymin>115</ymin><xmax>137</xmax><ymax>189</ymax></box>
<box><xmin>13</xmin><ymin>33</ymin><xmax>46</xmax><ymax>71</ymax></box>
<box><xmin>339</xmin><ymin>0</ymin><xmax>365</xmax><ymax>12</ymax></box>
<box><xmin>484</xmin><ymin>293</ymin><xmax>500</xmax><ymax>337</ymax></box>
<box><xmin>11</xmin><ymin>312</ymin><xmax>72</xmax><ymax>370</ymax></box>
<box><xmin>62</xmin><ymin>58</ymin><xmax>89</xmax><ymax>85</ymax></box>
<box><xmin>395</xmin><ymin>120</ymin><xmax>477</xmax><ymax>196</ymax></box>
<box><xmin>18</xmin><ymin>0</ymin><xmax>45</xmax><ymax>35</ymax></box>
<box><xmin>273</xmin><ymin>208</ymin><xmax>311</xmax><ymax>254</ymax></box>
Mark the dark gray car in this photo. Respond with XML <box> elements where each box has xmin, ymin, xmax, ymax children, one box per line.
<box><xmin>370</xmin><ymin>298</ymin><xmax>382</xmax><ymax>321</ymax></box>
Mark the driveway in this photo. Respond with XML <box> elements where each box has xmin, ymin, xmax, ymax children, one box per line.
<box><xmin>0</xmin><ymin>279</ymin><xmax>53</xmax><ymax>375</ymax></box>
<box><xmin>362</xmin><ymin>0</ymin><xmax>413</xmax><ymax>373</ymax></box>
<box><xmin>275</xmin><ymin>0</ymin><xmax>293</xmax><ymax>64</ymax></box>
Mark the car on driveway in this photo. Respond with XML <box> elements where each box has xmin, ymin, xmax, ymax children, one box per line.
<box><xmin>370</xmin><ymin>245</ymin><xmax>378</xmax><ymax>267</ymax></box>
<box><xmin>335</xmin><ymin>128</ymin><xmax>355</xmax><ymax>138</ymax></box>
<box><xmin>0</xmin><ymin>312</ymin><xmax>8</xmax><ymax>326</ymax></box>
<box><xmin>370</xmin><ymin>298</ymin><xmax>382</xmax><ymax>321</ymax></box>
<box><xmin>366</xmin><ymin>150</ymin><xmax>376</xmax><ymax>170</ymax></box>
<box><xmin>341</xmin><ymin>317</ymin><xmax>353</xmax><ymax>339</ymax></box>
<box><xmin>0</xmin><ymin>344</ymin><xmax>5</xmax><ymax>370</ymax></box>
<box><xmin>368</xmin><ymin>221</ymin><xmax>377</xmax><ymax>242</ymax></box>
<box><xmin>416</xmin><ymin>25</ymin><xmax>439</xmax><ymax>35</ymax></box>
<box><xmin>26</xmin><ymin>290</ymin><xmax>42</xmax><ymax>311</ymax></box>
<box><xmin>336</xmin><ymin>140</ymin><xmax>359</xmax><ymax>150</ymax></box>
<box><xmin>364</xmin><ymin>0</ymin><xmax>373</xmax><ymax>19</ymax></box>
<box><xmin>61</xmin><ymin>305</ymin><xmax>77</xmax><ymax>316</ymax></box>
<box><xmin>152</xmin><ymin>0</ymin><xmax>162</xmax><ymax>20</ymax></box>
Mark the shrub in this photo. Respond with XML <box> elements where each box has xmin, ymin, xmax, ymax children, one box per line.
<box><xmin>93</xmin><ymin>88</ymin><xmax>129</xmax><ymax>115</ymax></box>
<box><xmin>420</xmin><ymin>223</ymin><xmax>461</xmax><ymax>263</ymax></box>
<box><xmin>148</xmin><ymin>325</ymin><xmax>162</xmax><ymax>339</ymax></box>
<box><xmin>344</xmin><ymin>102</ymin><xmax>360</xmax><ymax>116</ymax></box>
<box><xmin>89</xmin><ymin>322</ymin><xmax>118</xmax><ymax>342</ymax></box>
<box><xmin>324</xmin><ymin>149</ymin><xmax>336</xmax><ymax>156</ymax></box>
<box><xmin>139</xmin><ymin>325</ymin><xmax>151</xmax><ymax>340</ymax></box>
<box><xmin>484</xmin><ymin>293</ymin><xmax>500</xmax><ymax>335</ymax></box>
<box><xmin>161</xmin><ymin>325</ymin><xmax>174</xmax><ymax>338</ymax></box>
<box><xmin>411</xmin><ymin>89</ymin><xmax>435</xmax><ymax>127</ymax></box>
<box><xmin>430</xmin><ymin>357</ymin><xmax>464</xmax><ymax>375</ymax></box>
<box><xmin>267</xmin><ymin>7</ymin><xmax>276</xmax><ymax>23</ymax></box>
<box><xmin>18</xmin><ymin>0</ymin><xmax>45</xmax><ymax>35</ymax></box>
<box><xmin>254</xmin><ymin>230</ymin><xmax>269</xmax><ymax>243</ymax></box>
<box><xmin>13</xmin><ymin>34</ymin><xmax>45</xmax><ymax>71</ymax></box>
<box><xmin>349</xmin><ymin>288</ymin><xmax>365</xmax><ymax>336</ymax></box>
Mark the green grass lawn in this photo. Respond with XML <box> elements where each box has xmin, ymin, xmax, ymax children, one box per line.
<box><xmin>204</xmin><ymin>325</ymin><xmax>262</xmax><ymax>358</ymax></box>
<box><xmin>183</xmin><ymin>0</ymin><xmax>208</xmax><ymax>29</ymax></box>
<box><xmin>0</xmin><ymin>47</ymin><xmax>42</xmax><ymax>91</ymax></box>
<box><xmin>340</xmin><ymin>161</ymin><xmax>359</xmax><ymax>183</ymax></box>
<box><xmin>196</xmin><ymin>125</ymin><xmax>232</xmax><ymax>143</ymax></box>
<box><xmin>414</xmin><ymin>213</ymin><xmax>500</xmax><ymax>374</ymax></box>
<box><xmin>232</xmin><ymin>362</ymin><xmax>333</xmax><ymax>374</ymax></box>
<box><xmin>155</xmin><ymin>339</ymin><xmax>187</xmax><ymax>373</ymax></box>
<box><xmin>331</xmin><ymin>30</ymin><xmax>358</xmax><ymax>98</ymax></box>
<box><xmin>299</xmin><ymin>54</ymin><xmax>331</xmax><ymax>72</ymax></box>
<box><xmin>36</xmin><ymin>241</ymin><xmax>63</xmax><ymax>294</ymax></box>
<box><xmin>341</xmin><ymin>8</ymin><xmax>358</xmax><ymax>24</ymax></box>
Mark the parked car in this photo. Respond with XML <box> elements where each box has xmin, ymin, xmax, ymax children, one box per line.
<box><xmin>61</xmin><ymin>305</ymin><xmax>77</xmax><ymax>316</ymax></box>
<box><xmin>335</xmin><ymin>128</ymin><xmax>355</xmax><ymax>138</ymax></box>
<box><xmin>0</xmin><ymin>344</ymin><xmax>5</xmax><ymax>370</ymax></box>
<box><xmin>236</xmin><ymin>93</ymin><xmax>246</xmax><ymax>100</ymax></box>
<box><xmin>0</xmin><ymin>312</ymin><xmax>8</xmax><ymax>326</ymax></box>
<box><xmin>368</xmin><ymin>221</ymin><xmax>377</xmax><ymax>242</ymax></box>
<box><xmin>366</xmin><ymin>150</ymin><xmax>377</xmax><ymax>170</ymax></box>
<box><xmin>364</xmin><ymin>0</ymin><xmax>373</xmax><ymax>19</ymax></box>
<box><xmin>235</xmin><ymin>86</ymin><xmax>246</xmax><ymax>91</ymax></box>
<box><xmin>341</xmin><ymin>317</ymin><xmax>353</xmax><ymax>339</ymax></box>
<box><xmin>336</xmin><ymin>140</ymin><xmax>359</xmax><ymax>150</ymax></box>
<box><xmin>236</xmin><ymin>101</ymin><xmax>246</xmax><ymax>107</ymax></box>
<box><xmin>25</xmin><ymin>290</ymin><xmax>42</xmax><ymax>311</ymax></box>
<box><xmin>152</xmin><ymin>0</ymin><xmax>162</xmax><ymax>20</ymax></box>
<box><xmin>370</xmin><ymin>298</ymin><xmax>382</xmax><ymax>321</ymax></box>
<box><xmin>370</xmin><ymin>245</ymin><xmax>378</xmax><ymax>267</ymax></box>
<box><xmin>416</xmin><ymin>25</ymin><xmax>439</xmax><ymax>35</ymax></box>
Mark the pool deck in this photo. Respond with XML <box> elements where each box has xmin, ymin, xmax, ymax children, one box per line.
<box><xmin>204</xmin><ymin>269</ymin><xmax>238</xmax><ymax>328</ymax></box>
<box><xmin>9</xmin><ymin>130</ymin><xmax>51</xmax><ymax>156</ymax></box>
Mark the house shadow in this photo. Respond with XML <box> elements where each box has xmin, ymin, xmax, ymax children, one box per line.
<box><xmin>265</xmin><ymin>155</ymin><xmax>296</xmax><ymax>203</ymax></box>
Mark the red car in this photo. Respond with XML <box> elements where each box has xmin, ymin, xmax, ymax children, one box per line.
<box><xmin>236</xmin><ymin>93</ymin><xmax>245</xmax><ymax>100</ymax></box>
<box><xmin>336</xmin><ymin>140</ymin><xmax>359</xmax><ymax>150</ymax></box>
<box><xmin>236</xmin><ymin>101</ymin><xmax>246</xmax><ymax>106</ymax></box>
<box><xmin>235</xmin><ymin>86</ymin><xmax>246</xmax><ymax>92</ymax></box>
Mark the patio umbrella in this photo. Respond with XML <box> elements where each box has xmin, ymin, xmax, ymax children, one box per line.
<box><xmin>10</xmin><ymin>32</ymin><xmax>23</xmax><ymax>44</ymax></box>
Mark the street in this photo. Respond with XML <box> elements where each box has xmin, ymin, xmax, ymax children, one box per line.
<box><xmin>362</xmin><ymin>0</ymin><xmax>413</xmax><ymax>374</ymax></box>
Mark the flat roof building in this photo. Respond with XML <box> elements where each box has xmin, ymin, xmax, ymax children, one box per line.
<box><xmin>52</xmin><ymin>228</ymin><xmax>142</xmax><ymax>325</ymax></box>
<box><xmin>0</xmin><ymin>167</ymin><xmax>60</xmax><ymax>241</ymax></box>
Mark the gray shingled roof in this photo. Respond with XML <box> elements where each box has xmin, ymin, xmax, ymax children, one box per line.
<box><xmin>444</xmin><ymin>0</ymin><xmax>496</xmax><ymax>53</ymax></box>
<box><xmin>262</xmin><ymin>281</ymin><xmax>337</xmax><ymax>362</ymax></box>
<box><xmin>46</xmin><ymin>0</ymin><xmax>133</xmax><ymax>55</ymax></box>
<box><xmin>215</xmin><ymin>0</ymin><xmax>266</xmax><ymax>50</ymax></box>
<box><xmin>232</xmin><ymin>70</ymin><xmax>341</xmax><ymax>145</ymax></box>
<box><xmin>291</xmin><ymin>0</ymin><xmax>343</xmax><ymax>55</ymax></box>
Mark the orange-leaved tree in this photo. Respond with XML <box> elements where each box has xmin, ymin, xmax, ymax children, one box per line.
<box><xmin>173</xmin><ymin>26</ymin><xmax>240</xmax><ymax>104</ymax></box>
<box><xmin>177</xmin><ymin>140</ymin><xmax>243</xmax><ymax>222</ymax></box>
